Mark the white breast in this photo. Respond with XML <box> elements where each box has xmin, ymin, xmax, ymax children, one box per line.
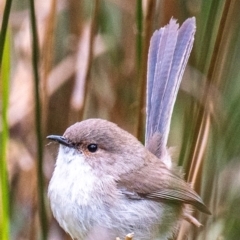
<box><xmin>48</xmin><ymin>146</ymin><xmax>116</xmax><ymax>239</ymax></box>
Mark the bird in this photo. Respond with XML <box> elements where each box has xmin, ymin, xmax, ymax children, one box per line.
<box><xmin>47</xmin><ymin>17</ymin><xmax>210</xmax><ymax>240</ymax></box>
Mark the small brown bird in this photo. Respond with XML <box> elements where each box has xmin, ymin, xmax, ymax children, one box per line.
<box><xmin>48</xmin><ymin>18</ymin><xmax>210</xmax><ymax>240</ymax></box>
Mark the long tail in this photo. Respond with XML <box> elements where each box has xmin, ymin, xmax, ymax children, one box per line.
<box><xmin>145</xmin><ymin>18</ymin><xmax>196</xmax><ymax>164</ymax></box>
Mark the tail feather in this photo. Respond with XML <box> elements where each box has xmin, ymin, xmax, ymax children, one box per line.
<box><xmin>145</xmin><ymin>18</ymin><xmax>196</xmax><ymax>160</ymax></box>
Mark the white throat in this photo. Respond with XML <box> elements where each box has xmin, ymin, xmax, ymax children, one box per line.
<box><xmin>48</xmin><ymin>146</ymin><xmax>117</xmax><ymax>239</ymax></box>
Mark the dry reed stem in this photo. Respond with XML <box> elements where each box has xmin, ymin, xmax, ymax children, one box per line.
<box><xmin>136</xmin><ymin>0</ymin><xmax>155</xmax><ymax>139</ymax></box>
<box><xmin>79</xmin><ymin>0</ymin><xmax>99</xmax><ymax>120</ymax></box>
<box><xmin>177</xmin><ymin>0</ymin><xmax>232</xmax><ymax>239</ymax></box>
<box><xmin>41</xmin><ymin>0</ymin><xmax>57</xmax><ymax>134</ymax></box>
<box><xmin>187</xmin><ymin>0</ymin><xmax>231</xmax><ymax>186</ymax></box>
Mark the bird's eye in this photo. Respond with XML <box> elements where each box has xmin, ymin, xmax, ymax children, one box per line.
<box><xmin>87</xmin><ymin>144</ymin><xmax>98</xmax><ymax>153</ymax></box>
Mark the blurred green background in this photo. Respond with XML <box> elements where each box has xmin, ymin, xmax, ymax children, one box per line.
<box><xmin>1</xmin><ymin>0</ymin><xmax>240</xmax><ymax>239</ymax></box>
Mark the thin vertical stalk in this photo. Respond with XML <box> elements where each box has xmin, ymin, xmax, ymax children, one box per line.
<box><xmin>177</xmin><ymin>1</ymin><xmax>232</xmax><ymax>239</ymax></box>
<box><xmin>187</xmin><ymin>0</ymin><xmax>231</xmax><ymax>185</ymax></box>
<box><xmin>0</xmin><ymin>31</ymin><xmax>10</xmax><ymax>240</ymax></box>
<box><xmin>136</xmin><ymin>0</ymin><xmax>155</xmax><ymax>140</ymax></box>
<box><xmin>41</xmin><ymin>0</ymin><xmax>57</xmax><ymax>134</ymax></box>
<box><xmin>0</xmin><ymin>0</ymin><xmax>12</xmax><ymax>65</ymax></box>
<box><xmin>79</xmin><ymin>0</ymin><xmax>99</xmax><ymax>119</ymax></box>
<box><xmin>136</xmin><ymin>0</ymin><xmax>143</xmax><ymax>69</ymax></box>
<box><xmin>0</xmin><ymin>1</ymin><xmax>13</xmax><ymax>239</ymax></box>
<box><xmin>29</xmin><ymin>0</ymin><xmax>48</xmax><ymax>239</ymax></box>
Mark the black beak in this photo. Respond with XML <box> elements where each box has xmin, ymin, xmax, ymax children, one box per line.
<box><xmin>47</xmin><ymin>135</ymin><xmax>73</xmax><ymax>147</ymax></box>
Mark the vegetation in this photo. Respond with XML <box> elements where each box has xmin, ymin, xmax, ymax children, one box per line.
<box><xmin>1</xmin><ymin>0</ymin><xmax>240</xmax><ymax>239</ymax></box>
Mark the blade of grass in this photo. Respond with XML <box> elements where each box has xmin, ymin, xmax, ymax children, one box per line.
<box><xmin>0</xmin><ymin>0</ymin><xmax>12</xmax><ymax>65</ymax></box>
<box><xmin>29</xmin><ymin>0</ymin><xmax>48</xmax><ymax>239</ymax></box>
<box><xmin>0</xmin><ymin>30</ymin><xmax>10</xmax><ymax>240</ymax></box>
<box><xmin>0</xmin><ymin>1</ymin><xmax>13</xmax><ymax>239</ymax></box>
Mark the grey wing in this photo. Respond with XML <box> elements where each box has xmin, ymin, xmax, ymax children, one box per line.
<box><xmin>118</xmin><ymin>164</ymin><xmax>210</xmax><ymax>215</ymax></box>
<box><xmin>146</xmin><ymin>18</ymin><xmax>196</xmax><ymax>159</ymax></box>
<box><xmin>142</xmin><ymin>184</ymin><xmax>211</xmax><ymax>214</ymax></box>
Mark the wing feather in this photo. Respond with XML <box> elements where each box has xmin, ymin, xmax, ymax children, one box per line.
<box><xmin>117</xmin><ymin>156</ymin><xmax>210</xmax><ymax>215</ymax></box>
